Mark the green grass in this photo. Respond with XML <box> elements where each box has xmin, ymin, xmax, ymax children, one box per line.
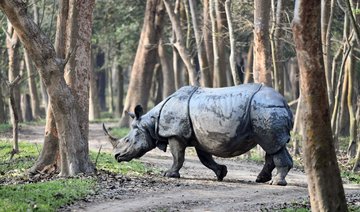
<box><xmin>0</xmin><ymin>140</ymin><xmax>40</xmax><ymax>179</ymax></box>
<box><xmin>0</xmin><ymin>139</ymin><xmax>154</xmax><ymax>211</ymax></box>
<box><xmin>0</xmin><ymin>178</ymin><xmax>96</xmax><ymax>212</ymax></box>
<box><xmin>0</xmin><ymin>123</ymin><xmax>11</xmax><ymax>134</ymax></box>
<box><xmin>89</xmin><ymin>151</ymin><xmax>154</xmax><ymax>175</ymax></box>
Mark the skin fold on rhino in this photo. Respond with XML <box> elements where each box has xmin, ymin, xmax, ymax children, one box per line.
<box><xmin>104</xmin><ymin>83</ymin><xmax>294</xmax><ymax>186</ymax></box>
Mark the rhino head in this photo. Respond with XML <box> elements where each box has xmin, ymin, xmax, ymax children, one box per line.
<box><xmin>103</xmin><ymin>105</ymin><xmax>157</xmax><ymax>162</ymax></box>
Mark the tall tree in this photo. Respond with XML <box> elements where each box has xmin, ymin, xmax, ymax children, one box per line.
<box><xmin>292</xmin><ymin>0</ymin><xmax>348</xmax><ymax>210</ymax></box>
<box><xmin>119</xmin><ymin>0</ymin><xmax>165</xmax><ymax>127</ymax></box>
<box><xmin>253</xmin><ymin>0</ymin><xmax>272</xmax><ymax>86</ymax></box>
<box><xmin>24</xmin><ymin>49</ymin><xmax>41</xmax><ymax>119</ymax></box>
<box><xmin>3</xmin><ymin>0</ymin><xmax>97</xmax><ymax>176</ymax></box>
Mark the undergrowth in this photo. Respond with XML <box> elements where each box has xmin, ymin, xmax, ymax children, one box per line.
<box><xmin>0</xmin><ymin>140</ymin><xmax>154</xmax><ymax>211</ymax></box>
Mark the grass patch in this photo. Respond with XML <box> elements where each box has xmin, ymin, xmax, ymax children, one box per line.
<box><xmin>90</xmin><ymin>151</ymin><xmax>154</xmax><ymax>175</ymax></box>
<box><xmin>0</xmin><ymin>139</ymin><xmax>155</xmax><ymax>211</ymax></box>
<box><xmin>0</xmin><ymin>123</ymin><xmax>11</xmax><ymax>134</ymax></box>
<box><xmin>0</xmin><ymin>140</ymin><xmax>40</xmax><ymax>179</ymax></box>
<box><xmin>0</xmin><ymin>178</ymin><xmax>96</xmax><ymax>211</ymax></box>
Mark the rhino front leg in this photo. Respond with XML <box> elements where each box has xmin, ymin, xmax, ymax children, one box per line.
<box><xmin>196</xmin><ymin>148</ymin><xmax>227</xmax><ymax>181</ymax></box>
<box><xmin>270</xmin><ymin>147</ymin><xmax>293</xmax><ymax>186</ymax></box>
<box><xmin>164</xmin><ymin>137</ymin><xmax>186</xmax><ymax>179</ymax></box>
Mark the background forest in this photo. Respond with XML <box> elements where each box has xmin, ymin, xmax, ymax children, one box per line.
<box><xmin>0</xmin><ymin>0</ymin><xmax>359</xmax><ymax>211</ymax></box>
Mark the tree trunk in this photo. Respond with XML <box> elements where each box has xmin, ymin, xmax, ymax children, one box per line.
<box><xmin>21</xmin><ymin>94</ymin><xmax>33</xmax><ymax>122</ymax></box>
<box><xmin>62</xmin><ymin>0</ymin><xmax>95</xmax><ymax>175</ymax></box>
<box><xmin>225</xmin><ymin>0</ymin><xmax>240</xmax><ymax>85</ymax></box>
<box><xmin>270</xmin><ymin>0</ymin><xmax>284</xmax><ymax>95</ymax></box>
<box><xmin>24</xmin><ymin>49</ymin><xmax>41</xmax><ymax>119</ymax></box>
<box><xmin>292</xmin><ymin>1</ymin><xmax>348</xmax><ymax>210</ymax></box>
<box><xmin>8</xmin><ymin>76</ymin><xmax>21</xmax><ymax>158</ymax></box>
<box><xmin>189</xmin><ymin>0</ymin><xmax>211</xmax><ymax>87</ymax></box>
<box><xmin>114</xmin><ymin>64</ymin><xmax>124</xmax><ymax>119</ymax></box>
<box><xmin>89</xmin><ymin>51</ymin><xmax>101</xmax><ymax>121</ymax></box>
<box><xmin>163</xmin><ymin>0</ymin><xmax>199</xmax><ymax>86</ymax></box>
<box><xmin>346</xmin><ymin>40</ymin><xmax>356</xmax><ymax>158</ymax></box>
<box><xmin>158</xmin><ymin>39</ymin><xmax>175</xmax><ymax>98</ymax></box>
<box><xmin>0</xmin><ymin>72</ymin><xmax>7</xmax><ymax>123</ymax></box>
<box><xmin>119</xmin><ymin>0</ymin><xmax>165</xmax><ymax>127</ymax></box>
<box><xmin>202</xmin><ymin>0</ymin><xmax>214</xmax><ymax>87</ymax></box>
<box><xmin>253</xmin><ymin>0</ymin><xmax>272</xmax><ymax>87</ymax></box>
<box><xmin>150</xmin><ymin>63</ymin><xmax>163</xmax><ymax>105</ymax></box>
<box><xmin>6</xmin><ymin>21</ymin><xmax>23</xmax><ymax>123</ymax></box>
<box><xmin>243</xmin><ymin>42</ymin><xmax>253</xmax><ymax>84</ymax></box>
<box><xmin>321</xmin><ymin>0</ymin><xmax>335</xmax><ymax>110</ymax></box>
<box><xmin>2</xmin><ymin>0</ymin><xmax>95</xmax><ymax>176</ymax></box>
<box><xmin>211</xmin><ymin>0</ymin><xmax>228</xmax><ymax>87</ymax></box>
<box><xmin>352</xmin><ymin>97</ymin><xmax>360</xmax><ymax>172</ymax></box>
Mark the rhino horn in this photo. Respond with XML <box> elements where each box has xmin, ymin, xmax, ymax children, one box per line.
<box><xmin>103</xmin><ymin>123</ymin><xmax>118</xmax><ymax>148</ymax></box>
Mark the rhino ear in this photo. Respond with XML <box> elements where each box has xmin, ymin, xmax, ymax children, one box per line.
<box><xmin>134</xmin><ymin>105</ymin><xmax>143</xmax><ymax>119</ymax></box>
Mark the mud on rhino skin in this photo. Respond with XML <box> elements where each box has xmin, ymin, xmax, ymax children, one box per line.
<box><xmin>104</xmin><ymin>83</ymin><xmax>294</xmax><ymax>186</ymax></box>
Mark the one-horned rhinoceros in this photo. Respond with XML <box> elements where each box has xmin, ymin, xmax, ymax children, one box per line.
<box><xmin>103</xmin><ymin>83</ymin><xmax>293</xmax><ymax>186</ymax></box>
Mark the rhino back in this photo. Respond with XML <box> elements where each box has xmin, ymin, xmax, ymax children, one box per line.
<box><xmin>189</xmin><ymin>84</ymin><xmax>262</xmax><ymax>157</ymax></box>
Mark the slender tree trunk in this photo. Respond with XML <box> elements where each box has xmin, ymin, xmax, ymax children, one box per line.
<box><xmin>114</xmin><ymin>64</ymin><xmax>124</xmax><ymax>119</ymax></box>
<box><xmin>0</xmin><ymin>78</ymin><xmax>6</xmax><ymax>123</ymax></box>
<box><xmin>24</xmin><ymin>49</ymin><xmax>41</xmax><ymax>119</ymax></box>
<box><xmin>253</xmin><ymin>0</ymin><xmax>272</xmax><ymax>87</ymax></box>
<box><xmin>89</xmin><ymin>50</ymin><xmax>101</xmax><ymax>121</ymax></box>
<box><xmin>203</xmin><ymin>0</ymin><xmax>214</xmax><ymax>87</ymax></box>
<box><xmin>189</xmin><ymin>0</ymin><xmax>211</xmax><ymax>87</ymax></box>
<box><xmin>163</xmin><ymin>0</ymin><xmax>199</xmax><ymax>86</ymax></box>
<box><xmin>214</xmin><ymin>0</ymin><xmax>228</xmax><ymax>87</ymax></box>
<box><xmin>158</xmin><ymin>39</ymin><xmax>175</xmax><ymax>98</ymax></box>
<box><xmin>8</xmin><ymin>76</ymin><xmax>21</xmax><ymax>158</ymax></box>
<box><xmin>352</xmin><ymin>97</ymin><xmax>360</xmax><ymax>172</ymax></box>
<box><xmin>292</xmin><ymin>1</ymin><xmax>348</xmax><ymax>210</ymax></box>
<box><xmin>225</xmin><ymin>0</ymin><xmax>240</xmax><ymax>85</ymax></box>
<box><xmin>243</xmin><ymin>42</ymin><xmax>253</xmax><ymax>84</ymax></box>
<box><xmin>270</xmin><ymin>0</ymin><xmax>284</xmax><ymax>95</ymax></box>
<box><xmin>119</xmin><ymin>0</ymin><xmax>165</xmax><ymax>127</ymax></box>
<box><xmin>210</xmin><ymin>0</ymin><xmax>222</xmax><ymax>87</ymax></box>
<box><xmin>321</xmin><ymin>0</ymin><xmax>335</xmax><ymax>110</ymax></box>
<box><xmin>346</xmin><ymin>40</ymin><xmax>356</xmax><ymax>158</ymax></box>
<box><xmin>6</xmin><ymin>21</ymin><xmax>23</xmax><ymax>123</ymax></box>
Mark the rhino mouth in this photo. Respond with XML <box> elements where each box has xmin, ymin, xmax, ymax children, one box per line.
<box><xmin>115</xmin><ymin>153</ymin><xmax>132</xmax><ymax>162</ymax></box>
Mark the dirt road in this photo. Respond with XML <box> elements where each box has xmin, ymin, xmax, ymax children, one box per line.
<box><xmin>3</xmin><ymin>123</ymin><xmax>360</xmax><ymax>211</ymax></box>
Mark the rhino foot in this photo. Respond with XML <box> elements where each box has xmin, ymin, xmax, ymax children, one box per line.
<box><xmin>216</xmin><ymin>165</ymin><xmax>228</xmax><ymax>181</ymax></box>
<box><xmin>255</xmin><ymin>173</ymin><xmax>272</xmax><ymax>183</ymax></box>
<box><xmin>164</xmin><ymin>171</ymin><xmax>180</xmax><ymax>178</ymax></box>
<box><xmin>270</xmin><ymin>178</ymin><xmax>287</xmax><ymax>186</ymax></box>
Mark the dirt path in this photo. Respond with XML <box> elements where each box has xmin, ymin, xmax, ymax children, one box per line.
<box><xmin>2</xmin><ymin>123</ymin><xmax>360</xmax><ymax>211</ymax></box>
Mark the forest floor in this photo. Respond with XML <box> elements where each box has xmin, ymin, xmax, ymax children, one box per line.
<box><xmin>3</xmin><ymin>123</ymin><xmax>360</xmax><ymax>211</ymax></box>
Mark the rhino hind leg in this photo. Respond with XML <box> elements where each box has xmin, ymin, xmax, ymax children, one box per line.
<box><xmin>196</xmin><ymin>148</ymin><xmax>228</xmax><ymax>181</ymax></box>
<box><xmin>164</xmin><ymin>138</ymin><xmax>186</xmax><ymax>179</ymax></box>
<box><xmin>270</xmin><ymin>146</ymin><xmax>293</xmax><ymax>186</ymax></box>
<box><xmin>256</xmin><ymin>153</ymin><xmax>275</xmax><ymax>183</ymax></box>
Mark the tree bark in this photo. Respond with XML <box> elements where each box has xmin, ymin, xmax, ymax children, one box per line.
<box><xmin>243</xmin><ymin>42</ymin><xmax>253</xmax><ymax>84</ymax></box>
<box><xmin>158</xmin><ymin>39</ymin><xmax>175</xmax><ymax>98</ymax></box>
<box><xmin>202</xmin><ymin>0</ymin><xmax>214</xmax><ymax>87</ymax></box>
<box><xmin>119</xmin><ymin>0</ymin><xmax>165</xmax><ymax>127</ymax></box>
<box><xmin>0</xmin><ymin>0</ymin><xmax>95</xmax><ymax>176</ymax></box>
<box><xmin>253</xmin><ymin>0</ymin><xmax>272</xmax><ymax>87</ymax></box>
<box><xmin>24</xmin><ymin>49</ymin><xmax>41</xmax><ymax>119</ymax></box>
<box><xmin>225</xmin><ymin>0</ymin><xmax>240</xmax><ymax>85</ymax></box>
<box><xmin>114</xmin><ymin>64</ymin><xmax>124</xmax><ymax>119</ymax></box>
<box><xmin>8</xmin><ymin>76</ymin><xmax>21</xmax><ymax>159</ymax></box>
<box><xmin>292</xmin><ymin>1</ymin><xmax>348</xmax><ymax>210</ymax></box>
<box><xmin>189</xmin><ymin>0</ymin><xmax>211</xmax><ymax>87</ymax></box>
<box><xmin>6</xmin><ymin>21</ymin><xmax>23</xmax><ymax>123</ymax></box>
<box><xmin>163</xmin><ymin>0</ymin><xmax>199</xmax><ymax>86</ymax></box>
<box><xmin>89</xmin><ymin>53</ymin><xmax>101</xmax><ymax>121</ymax></box>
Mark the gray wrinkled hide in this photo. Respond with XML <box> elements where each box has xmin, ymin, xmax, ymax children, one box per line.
<box><xmin>147</xmin><ymin>83</ymin><xmax>293</xmax><ymax>157</ymax></box>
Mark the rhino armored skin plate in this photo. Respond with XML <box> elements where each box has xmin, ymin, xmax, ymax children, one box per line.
<box><xmin>104</xmin><ymin>83</ymin><xmax>294</xmax><ymax>186</ymax></box>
